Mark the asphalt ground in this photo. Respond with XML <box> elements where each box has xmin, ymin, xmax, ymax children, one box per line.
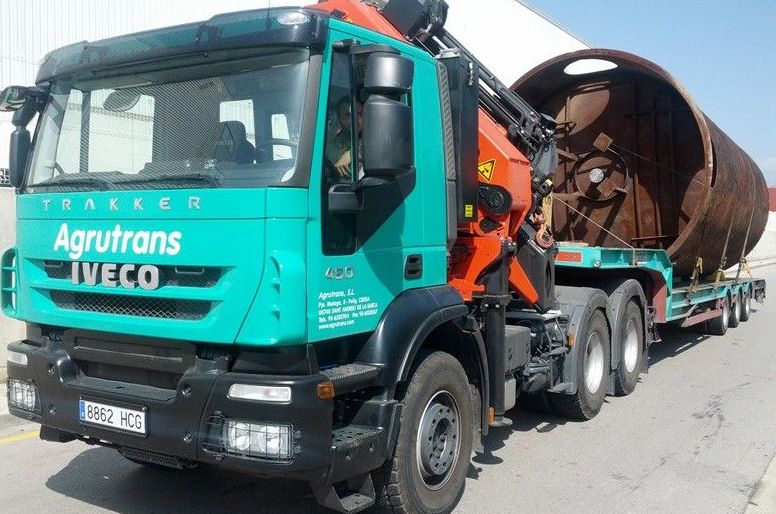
<box><xmin>0</xmin><ymin>266</ymin><xmax>774</xmax><ymax>513</ymax></box>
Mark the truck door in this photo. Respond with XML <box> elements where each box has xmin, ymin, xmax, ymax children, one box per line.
<box><xmin>307</xmin><ymin>35</ymin><xmax>446</xmax><ymax>343</ymax></box>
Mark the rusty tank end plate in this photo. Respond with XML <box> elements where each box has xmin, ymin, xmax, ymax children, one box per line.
<box><xmin>512</xmin><ymin>49</ymin><xmax>768</xmax><ymax>278</ymax></box>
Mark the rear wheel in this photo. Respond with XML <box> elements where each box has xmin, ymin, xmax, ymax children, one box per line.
<box><xmin>551</xmin><ymin>310</ymin><xmax>610</xmax><ymax>420</ymax></box>
<box><xmin>374</xmin><ymin>351</ymin><xmax>473</xmax><ymax>514</ymax></box>
<box><xmin>705</xmin><ymin>296</ymin><xmax>729</xmax><ymax>336</ymax></box>
<box><xmin>740</xmin><ymin>289</ymin><xmax>752</xmax><ymax>322</ymax></box>
<box><xmin>614</xmin><ymin>300</ymin><xmax>643</xmax><ymax>396</ymax></box>
<box><xmin>729</xmin><ymin>293</ymin><xmax>741</xmax><ymax>328</ymax></box>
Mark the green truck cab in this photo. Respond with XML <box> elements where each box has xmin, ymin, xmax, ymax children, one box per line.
<box><xmin>1</xmin><ymin>8</ymin><xmax>455</xmax><ymax>509</ymax></box>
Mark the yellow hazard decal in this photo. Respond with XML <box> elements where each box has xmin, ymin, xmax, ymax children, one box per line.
<box><xmin>478</xmin><ymin>159</ymin><xmax>495</xmax><ymax>182</ymax></box>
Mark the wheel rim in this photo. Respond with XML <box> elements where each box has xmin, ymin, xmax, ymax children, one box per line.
<box><xmin>622</xmin><ymin>318</ymin><xmax>639</xmax><ymax>373</ymax></box>
<box><xmin>722</xmin><ymin>299</ymin><xmax>730</xmax><ymax>327</ymax></box>
<box><xmin>416</xmin><ymin>390</ymin><xmax>461</xmax><ymax>491</ymax></box>
<box><xmin>584</xmin><ymin>331</ymin><xmax>605</xmax><ymax>394</ymax></box>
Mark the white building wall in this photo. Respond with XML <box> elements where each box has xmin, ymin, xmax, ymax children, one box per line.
<box><xmin>445</xmin><ymin>0</ymin><xmax>588</xmax><ymax>86</ymax></box>
<box><xmin>745</xmin><ymin>214</ymin><xmax>776</xmax><ymax>264</ymax></box>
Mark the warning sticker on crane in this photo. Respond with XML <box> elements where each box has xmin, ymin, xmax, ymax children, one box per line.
<box><xmin>478</xmin><ymin>159</ymin><xmax>495</xmax><ymax>182</ymax></box>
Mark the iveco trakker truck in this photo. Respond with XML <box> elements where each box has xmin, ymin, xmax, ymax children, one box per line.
<box><xmin>1</xmin><ymin>1</ymin><xmax>766</xmax><ymax>512</ymax></box>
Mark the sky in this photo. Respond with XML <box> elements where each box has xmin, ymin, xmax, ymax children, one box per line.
<box><xmin>525</xmin><ymin>0</ymin><xmax>776</xmax><ymax>185</ymax></box>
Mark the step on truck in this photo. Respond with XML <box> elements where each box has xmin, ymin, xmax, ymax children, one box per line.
<box><xmin>0</xmin><ymin>1</ymin><xmax>766</xmax><ymax>512</ymax></box>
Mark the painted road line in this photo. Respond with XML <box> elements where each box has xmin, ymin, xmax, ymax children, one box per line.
<box><xmin>0</xmin><ymin>431</ymin><xmax>38</xmax><ymax>445</ymax></box>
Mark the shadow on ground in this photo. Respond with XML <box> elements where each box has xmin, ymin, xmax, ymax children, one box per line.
<box><xmin>46</xmin><ymin>447</ymin><xmax>329</xmax><ymax>514</ymax></box>
<box><xmin>465</xmin><ymin>311</ymin><xmax>767</xmax><ymax>479</ymax></box>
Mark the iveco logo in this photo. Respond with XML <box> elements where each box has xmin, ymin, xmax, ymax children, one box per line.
<box><xmin>72</xmin><ymin>262</ymin><xmax>160</xmax><ymax>291</ymax></box>
<box><xmin>42</xmin><ymin>196</ymin><xmax>201</xmax><ymax>211</ymax></box>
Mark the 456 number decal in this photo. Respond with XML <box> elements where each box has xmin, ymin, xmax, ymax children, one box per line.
<box><xmin>325</xmin><ymin>266</ymin><xmax>354</xmax><ymax>280</ymax></box>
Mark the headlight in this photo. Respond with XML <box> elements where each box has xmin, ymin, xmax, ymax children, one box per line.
<box><xmin>223</xmin><ymin>420</ymin><xmax>293</xmax><ymax>461</ymax></box>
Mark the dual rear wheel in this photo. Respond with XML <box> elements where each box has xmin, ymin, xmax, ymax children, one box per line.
<box><xmin>706</xmin><ymin>289</ymin><xmax>749</xmax><ymax>335</ymax></box>
<box><xmin>551</xmin><ymin>298</ymin><xmax>645</xmax><ymax>420</ymax></box>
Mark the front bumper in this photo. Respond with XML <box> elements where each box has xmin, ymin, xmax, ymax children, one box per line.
<box><xmin>6</xmin><ymin>336</ymin><xmax>385</xmax><ymax>484</ymax></box>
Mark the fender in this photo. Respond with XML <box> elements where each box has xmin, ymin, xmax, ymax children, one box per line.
<box><xmin>356</xmin><ymin>285</ymin><xmax>490</xmax><ymax>440</ymax></box>
<box><xmin>555</xmin><ymin>285</ymin><xmax>609</xmax><ymax>395</ymax></box>
<box><xmin>357</xmin><ymin>285</ymin><xmax>480</xmax><ymax>384</ymax></box>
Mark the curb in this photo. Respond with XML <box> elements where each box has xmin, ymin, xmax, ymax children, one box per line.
<box><xmin>747</xmin><ymin>453</ymin><xmax>776</xmax><ymax>513</ymax></box>
<box><xmin>726</xmin><ymin>259</ymin><xmax>776</xmax><ymax>274</ymax></box>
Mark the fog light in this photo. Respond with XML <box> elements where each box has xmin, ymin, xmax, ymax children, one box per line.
<box><xmin>227</xmin><ymin>384</ymin><xmax>291</xmax><ymax>403</ymax></box>
<box><xmin>8</xmin><ymin>379</ymin><xmax>39</xmax><ymax>413</ymax></box>
<box><xmin>7</xmin><ymin>350</ymin><xmax>28</xmax><ymax>367</ymax></box>
<box><xmin>223</xmin><ymin>420</ymin><xmax>292</xmax><ymax>460</ymax></box>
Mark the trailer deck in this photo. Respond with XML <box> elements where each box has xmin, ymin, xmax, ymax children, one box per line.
<box><xmin>555</xmin><ymin>245</ymin><xmax>766</xmax><ymax>325</ymax></box>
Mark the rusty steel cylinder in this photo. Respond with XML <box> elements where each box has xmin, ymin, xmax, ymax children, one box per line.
<box><xmin>512</xmin><ymin>49</ymin><xmax>769</xmax><ymax>278</ymax></box>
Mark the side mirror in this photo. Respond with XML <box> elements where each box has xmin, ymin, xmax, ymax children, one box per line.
<box><xmin>6</xmin><ymin>88</ymin><xmax>39</xmax><ymax>188</ymax></box>
<box><xmin>8</xmin><ymin>127</ymin><xmax>31</xmax><ymax>188</ymax></box>
<box><xmin>361</xmin><ymin>52</ymin><xmax>414</xmax><ymax>180</ymax></box>
<box><xmin>0</xmin><ymin>86</ymin><xmax>30</xmax><ymax>112</ymax></box>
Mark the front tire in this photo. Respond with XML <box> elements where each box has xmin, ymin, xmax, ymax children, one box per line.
<box><xmin>551</xmin><ymin>309</ymin><xmax>610</xmax><ymax>420</ymax></box>
<box><xmin>374</xmin><ymin>351</ymin><xmax>474</xmax><ymax>514</ymax></box>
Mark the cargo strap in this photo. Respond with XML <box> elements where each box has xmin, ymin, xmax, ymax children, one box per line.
<box><xmin>714</xmin><ymin>218</ymin><xmax>735</xmax><ymax>289</ymax></box>
<box><xmin>554</xmin><ymin>197</ymin><xmax>637</xmax><ymax>263</ymax></box>
<box><xmin>688</xmin><ymin>257</ymin><xmax>703</xmax><ymax>294</ymax></box>
<box><xmin>735</xmin><ymin>166</ymin><xmax>758</xmax><ymax>284</ymax></box>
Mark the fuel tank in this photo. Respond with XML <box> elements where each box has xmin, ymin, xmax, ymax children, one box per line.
<box><xmin>512</xmin><ymin>49</ymin><xmax>769</xmax><ymax>278</ymax></box>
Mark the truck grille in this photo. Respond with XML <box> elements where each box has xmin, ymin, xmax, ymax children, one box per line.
<box><xmin>50</xmin><ymin>290</ymin><xmax>210</xmax><ymax>320</ymax></box>
<box><xmin>42</xmin><ymin>260</ymin><xmax>222</xmax><ymax>288</ymax></box>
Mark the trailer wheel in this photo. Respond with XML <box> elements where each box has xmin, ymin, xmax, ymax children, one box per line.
<box><xmin>740</xmin><ymin>289</ymin><xmax>752</xmax><ymax>322</ymax></box>
<box><xmin>729</xmin><ymin>293</ymin><xmax>741</xmax><ymax>328</ymax></box>
<box><xmin>551</xmin><ymin>310</ymin><xmax>610</xmax><ymax>420</ymax></box>
<box><xmin>614</xmin><ymin>300</ymin><xmax>643</xmax><ymax>396</ymax></box>
<box><xmin>374</xmin><ymin>351</ymin><xmax>473</xmax><ymax>514</ymax></box>
<box><xmin>705</xmin><ymin>296</ymin><xmax>729</xmax><ymax>336</ymax></box>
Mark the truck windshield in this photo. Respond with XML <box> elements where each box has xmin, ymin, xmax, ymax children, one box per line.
<box><xmin>26</xmin><ymin>48</ymin><xmax>310</xmax><ymax>192</ymax></box>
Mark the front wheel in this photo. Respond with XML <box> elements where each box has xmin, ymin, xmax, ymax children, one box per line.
<box><xmin>374</xmin><ymin>351</ymin><xmax>474</xmax><ymax>514</ymax></box>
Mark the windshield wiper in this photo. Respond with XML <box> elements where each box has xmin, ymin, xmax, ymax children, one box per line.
<box><xmin>30</xmin><ymin>173</ymin><xmax>117</xmax><ymax>190</ymax></box>
<box><xmin>119</xmin><ymin>172</ymin><xmax>220</xmax><ymax>187</ymax></box>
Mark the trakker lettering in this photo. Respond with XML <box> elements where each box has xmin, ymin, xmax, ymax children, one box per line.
<box><xmin>71</xmin><ymin>262</ymin><xmax>161</xmax><ymax>291</ymax></box>
<box><xmin>53</xmin><ymin>223</ymin><xmax>182</xmax><ymax>260</ymax></box>
<box><xmin>42</xmin><ymin>196</ymin><xmax>201</xmax><ymax>212</ymax></box>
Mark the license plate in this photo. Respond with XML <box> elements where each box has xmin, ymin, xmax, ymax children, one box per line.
<box><xmin>79</xmin><ymin>399</ymin><xmax>146</xmax><ymax>435</ymax></box>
